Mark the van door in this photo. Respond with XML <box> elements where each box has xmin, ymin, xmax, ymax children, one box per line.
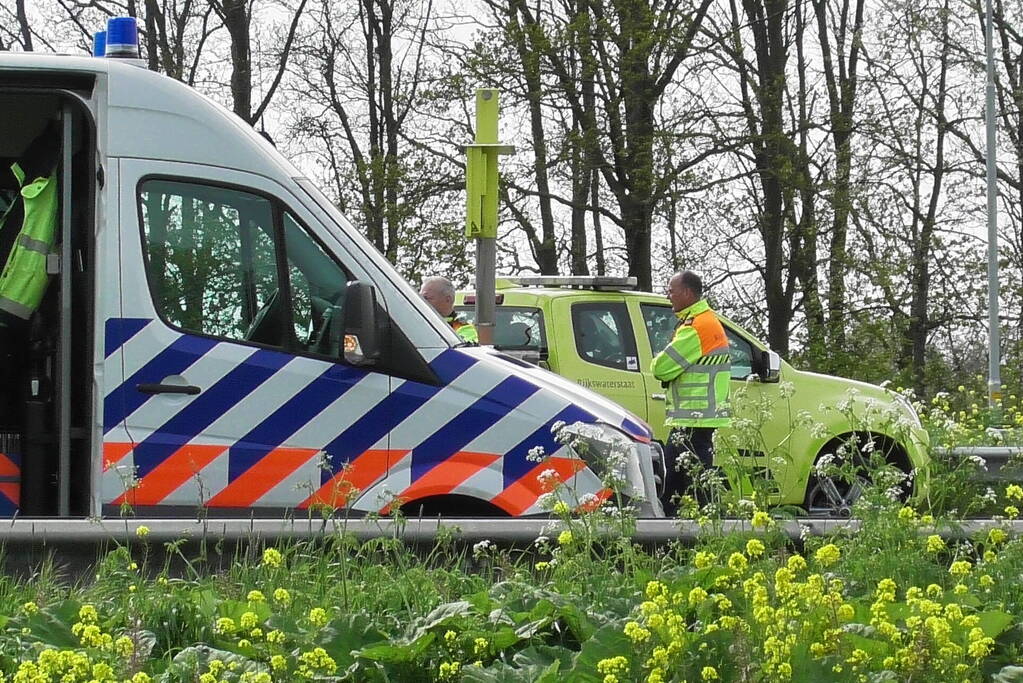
<box><xmin>551</xmin><ymin>298</ymin><xmax>647</xmax><ymax>422</ymax></box>
<box><xmin>104</xmin><ymin>159</ymin><xmax>392</xmax><ymax>514</ymax></box>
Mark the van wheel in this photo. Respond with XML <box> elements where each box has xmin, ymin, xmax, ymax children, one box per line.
<box><xmin>803</xmin><ymin>464</ymin><xmax>869</xmax><ymax>518</ymax></box>
<box><xmin>803</xmin><ymin>439</ymin><xmax>911</xmax><ymax>518</ymax></box>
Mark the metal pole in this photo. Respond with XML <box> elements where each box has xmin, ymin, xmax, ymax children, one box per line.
<box><xmin>58</xmin><ymin>104</ymin><xmax>73</xmax><ymax>516</ymax></box>
<box><xmin>472</xmin><ymin>89</ymin><xmax>499</xmax><ymax>346</ymax></box>
<box><xmin>985</xmin><ymin>0</ymin><xmax>1002</xmax><ymax>420</ymax></box>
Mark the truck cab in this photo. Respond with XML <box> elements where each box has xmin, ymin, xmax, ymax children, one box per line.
<box><xmin>0</xmin><ymin>51</ymin><xmax>663</xmax><ymax>518</ymax></box>
<box><xmin>456</xmin><ymin>276</ymin><xmax>931</xmax><ymax>514</ymax></box>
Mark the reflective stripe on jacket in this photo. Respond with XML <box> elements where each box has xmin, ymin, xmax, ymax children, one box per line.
<box><xmin>446</xmin><ymin>314</ymin><xmax>479</xmax><ymax>344</ymax></box>
<box><xmin>651</xmin><ymin>299</ymin><xmax>732</xmax><ymax>428</ymax></box>
<box><xmin>0</xmin><ymin>162</ymin><xmax>57</xmax><ymax>320</ymax></box>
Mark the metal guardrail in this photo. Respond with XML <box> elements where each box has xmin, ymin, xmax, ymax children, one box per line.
<box><xmin>0</xmin><ymin>517</ymin><xmax>1020</xmax><ymax>546</ymax></box>
<box><xmin>939</xmin><ymin>446</ymin><xmax>1023</xmax><ymax>479</ymax></box>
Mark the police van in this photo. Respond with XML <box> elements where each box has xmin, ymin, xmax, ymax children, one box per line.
<box><xmin>456</xmin><ymin>276</ymin><xmax>931</xmax><ymax>516</ymax></box>
<box><xmin>0</xmin><ymin>32</ymin><xmax>663</xmax><ymax>518</ymax></box>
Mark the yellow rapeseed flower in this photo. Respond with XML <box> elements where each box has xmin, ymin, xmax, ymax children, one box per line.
<box><xmin>988</xmin><ymin>528</ymin><xmax>1007</xmax><ymax>545</ymax></box>
<box><xmin>247</xmin><ymin>590</ymin><xmax>266</xmax><ymax>603</ymax></box>
<box><xmin>1006</xmin><ymin>484</ymin><xmax>1023</xmax><ymax>501</ymax></box>
<box><xmin>814</xmin><ymin>544</ymin><xmax>840</xmax><ymax>567</ymax></box>
<box><xmin>694</xmin><ymin>551</ymin><xmax>716</xmax><ymax>569</ymax></box>
<box><xmin>624</xmin><ymin>621</ymin><xmax>651</xmax><ymax>643</ymax></box>
<box><xmin>307</xmin><ymin>607</ymin><xmax>329</xmax><ymax>628</ymax></box>
<box><xmin>751</xmin><ymin>510</ymin><xmax>771</xmax><ymax>529</ymax></box>
<box><xmin>926</xmin><ymin>535</ymin><xmax>945</xmax><ymax>553</ymax></box>
<box><xmin>701</xmin><ymin>666</ymin><xmax>719</xmax><ymax>681</ymax></box>
<box><xmin>135</xmin><ymin>525</ymin><xmax>150</xmax><ymax>538</ymax></box>
<box><xmin>273</xmin><ymin>588</ymin><xmax>291</xmax><ymax>605</ymax></box>
<box><xmin>949</xmin><ymin>560</ymin><xmax>972</xmax><ymax>577</ymax></box>
<box><xmin>897</xmin><ymin>506</ymin><xmax>917</xmax><ymax>522</ymax></box>
<box><xmin>558</xmin><ymin>530</ymin><xmax>574</xmax><ymax>546</ymax></box>
<box><xmin>262</xmin><ymin>548</ymin><xmax>283</xmax><ymax>568</ymax></box>
<box><xmin>728</xmin><ymin>552</ymin><xmax>748</xmax><ymax>573</ymax></box>
<box><xmin>745</xmin><ymin>539</ymin><xmax>765</xmax><ymax>557</ymax></box>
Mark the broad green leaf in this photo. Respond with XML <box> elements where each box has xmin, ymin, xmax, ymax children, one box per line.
<box><xmin>218</xmin><ymin>599</ymin><xmax>271</xmax><ymax>623</ymax></box>
<box><xmin>978</xmin><ymin>611</ymin><xmax>1014</xmax><ymax>638</ymax></box>
<box><xmin>841</xmin><ymin>632</ymin><xmax>890</xmax><ymax>658</ymax></box>
<box><xmin>10</xmin><ymin>600</ymin><xmax>81</xmax><ymax>648</ymax></box>
<box><xmin>357</xmin><ymin>631</ymin><xmax>437</xmax><ymax>664</ymax></box>
<box><xmin>158</xmin><ymin>645</ymin><xmax>266</xmax><ymax>682</ymax></box>
<box><xmin>460</xmin><ymin>660</ymin><xmax>561</xmax><ymax>682</ymax></box>
<box><xmin>319</xmin><ymin>613</ymin><xmax>388</xmax><ymax>668</ymax></box>
<box><xmin>568</xmin><ymin>622</ymin><xmax>630</xmax><ymax>682</ymax></box>
<box><xmin>512</xmin><ymin>645</ymin><xmax>573</xmax><ymax>671</ymax></box>
<box><xmin>419</xmin><ymin>600</ymin><xmax>474</xmax><ymax>630</ymax></box>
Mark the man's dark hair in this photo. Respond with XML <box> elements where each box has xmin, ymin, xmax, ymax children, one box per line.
<box><xmin>680</xmin><ymin>270</ymin><xmax>703</xmax><ymax>298</ymax></box>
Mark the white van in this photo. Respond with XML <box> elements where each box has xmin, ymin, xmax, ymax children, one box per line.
<box><xmin>0</xmin><ymin>50</ymin><xmax>662</xmax><ymax>518</ymax></box>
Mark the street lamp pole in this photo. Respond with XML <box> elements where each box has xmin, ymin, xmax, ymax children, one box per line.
<box><xmin>985</xmin><ymin>0</ymin><xmax>1001</xmax><ymax>420</ymax></box>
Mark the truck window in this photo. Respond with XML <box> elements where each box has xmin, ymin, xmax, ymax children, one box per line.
<box><xmin>139</xmin><ymin>179</ymin><xmax>281</xmax><ymax>344</ymax></box>
<box><xmin>456</xmin><ymin>306</ymin><xmax>546</xmax><ymax>351</ymax></box>
<box><xmin>571</xmin><ymin>302</ymin><xmax>638</xmax><ymax>371</ymax></box>
<box><xmin>725</xmin><ymin>328</ymin><xmax>755</xmax><ymax>380</ymax></box>
<box><xmin>640</xmin><ymin>303</ymin><xmax>677</xmax><ymax>356</ymax></box>
<box><xmin>641</xmin><ymin>303</ymin><xmax>755</xmax><ymax>380</ymax></box>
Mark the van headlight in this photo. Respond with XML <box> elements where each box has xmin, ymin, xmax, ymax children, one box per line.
<box><xmin>556</xmin><ymin>422</ymin><xmax>663</xmax><ymax>515</ymax></box>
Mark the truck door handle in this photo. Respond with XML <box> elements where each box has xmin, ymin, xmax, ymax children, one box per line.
<box><xmin>651</xmin><ymin>393</ymin><xmax>665</xmax><ymax>401</ymax></box>
<box><xmin>137</xmin><ymin>383</ymin><xmax>202</xmax><ymax>395</ymax></box>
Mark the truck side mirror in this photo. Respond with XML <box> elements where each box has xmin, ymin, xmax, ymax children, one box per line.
<box><xmin>756</xmin><ymin>349</ymin><xmax>781</xmax><ymax>383</ymax></box>
<box><xmin>342</xmin><ymin>280</ymin><xmax>381</xmax><ymax>366</ymax></box>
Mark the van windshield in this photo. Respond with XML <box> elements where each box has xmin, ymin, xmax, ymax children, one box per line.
<box><xmin>455</xmin><ymin>306</ymin><xmax>546</xmax><ymax>352</ymax></box>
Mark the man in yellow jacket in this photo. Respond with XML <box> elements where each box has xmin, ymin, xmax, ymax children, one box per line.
<box><xmin>651</xmin><ymin>271</ymin><xmax>732</xmax><ymax>514</ymax></box>
<box><xmin>420</xmin><ymin>276</ymin><xmax>478</xmax><ymax>343</ymax></box>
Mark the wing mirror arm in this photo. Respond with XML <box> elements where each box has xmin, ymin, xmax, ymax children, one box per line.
<box><xmin>342</xmin><ymin>280</ymin><xmax>381</xmax><ymax>366</ymax></box>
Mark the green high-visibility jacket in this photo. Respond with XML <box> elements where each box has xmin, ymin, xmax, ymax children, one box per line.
<box><xmin>651</xmin><ymin>299</ymin><xmax>732</xmax><ymax>428</ymax></box>
<box><xmin>0</xmin><ymin>162</ymin><xmax>57</xmax><ymax>321</ymax></box>
<box><xmin>446</xmin><ymin>313</ymin><xmax>479</xmax><ymax>344</ymax></box>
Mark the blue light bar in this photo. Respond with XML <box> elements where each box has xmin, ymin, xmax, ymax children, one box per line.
<box><xmin>105</xmin><ymin>17</ymin><xmax>139</xmax><ymax>59</ymax></box>
<box><xmin>92</xmin><ymin>30</ymin><xmax>106</xmax><ymax>57</ymax></box>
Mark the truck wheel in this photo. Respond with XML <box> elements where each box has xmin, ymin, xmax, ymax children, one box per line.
<box><xmin>803</xmin><ymin>463</ymin><xmax>869</xmax><ymax>518</ymax></box>
<box><xmin>803</xmin><ymin>440</ymin><xmax>911</xmax><ymax>518</ymax></box>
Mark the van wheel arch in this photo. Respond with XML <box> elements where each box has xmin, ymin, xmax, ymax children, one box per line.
<box><xmin>399</xmin><ymin>494</ymin><xmax>510</xmax><ymax>518</ymax></box>
<box><xmin>803</xmin><ymin>431</ymin><xmax>912</xmax><ymax>517</ymax></box>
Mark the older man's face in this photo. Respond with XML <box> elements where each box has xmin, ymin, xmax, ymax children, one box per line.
<box><xmin>666</xmin><ymin>276</ymin><xmax>694</xmax><ymax>313</ymax></box>
<box><xmin>420</xmin><ymin>282</ymin><xmax>453</xmax><ymax>316</ymax></box>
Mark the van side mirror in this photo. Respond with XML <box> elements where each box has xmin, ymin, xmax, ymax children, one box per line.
<box><xmin>755</xmin><ymin>349</ymin><xmax>781</xmax><ymax>383</ymax></box>
<box><xmin>343</xmin><ymin>280</ymin><xmax>381</xmax><ymax>366</ymax></box>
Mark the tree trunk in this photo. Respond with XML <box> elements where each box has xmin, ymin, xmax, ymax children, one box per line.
<box><xmin>220</xmin><ymin>0</ymin><xmax>253</xmax><ymax>123</ymax></box>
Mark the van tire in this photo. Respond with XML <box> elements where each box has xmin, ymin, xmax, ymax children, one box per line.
<box><xmin>803</xmin><ymin>433</ymin><xmax>911</xmax><ymax>518</ymax></box>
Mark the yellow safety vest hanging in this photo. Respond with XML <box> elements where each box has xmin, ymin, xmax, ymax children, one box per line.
<box><xmin>0</xmin><ymin>162</ymin><xmax>58</xmax><ymax>322</ymax></box>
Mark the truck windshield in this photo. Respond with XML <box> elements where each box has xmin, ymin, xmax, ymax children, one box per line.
<box><xmin>455</xmin><ymin>306</ymin><xmax>546</xmax><ymax>352</ymax></box>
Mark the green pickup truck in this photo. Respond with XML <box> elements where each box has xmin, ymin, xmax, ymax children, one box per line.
<box><xmin>457</xmin><ymin>276</ymin><xmax>930</xmax><ymax>515</ymax></box>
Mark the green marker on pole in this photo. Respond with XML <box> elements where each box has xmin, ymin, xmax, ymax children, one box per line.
<box><xmin>465</xmin><ymin>89</ymin><xmax>514</xmax><ymax>345</ymax></box>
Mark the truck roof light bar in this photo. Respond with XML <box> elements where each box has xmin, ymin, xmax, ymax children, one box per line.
<box><xmin>500</xmin><ymin>275</ymin><xmax>638</xmax><ymax>291</ymax></box>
